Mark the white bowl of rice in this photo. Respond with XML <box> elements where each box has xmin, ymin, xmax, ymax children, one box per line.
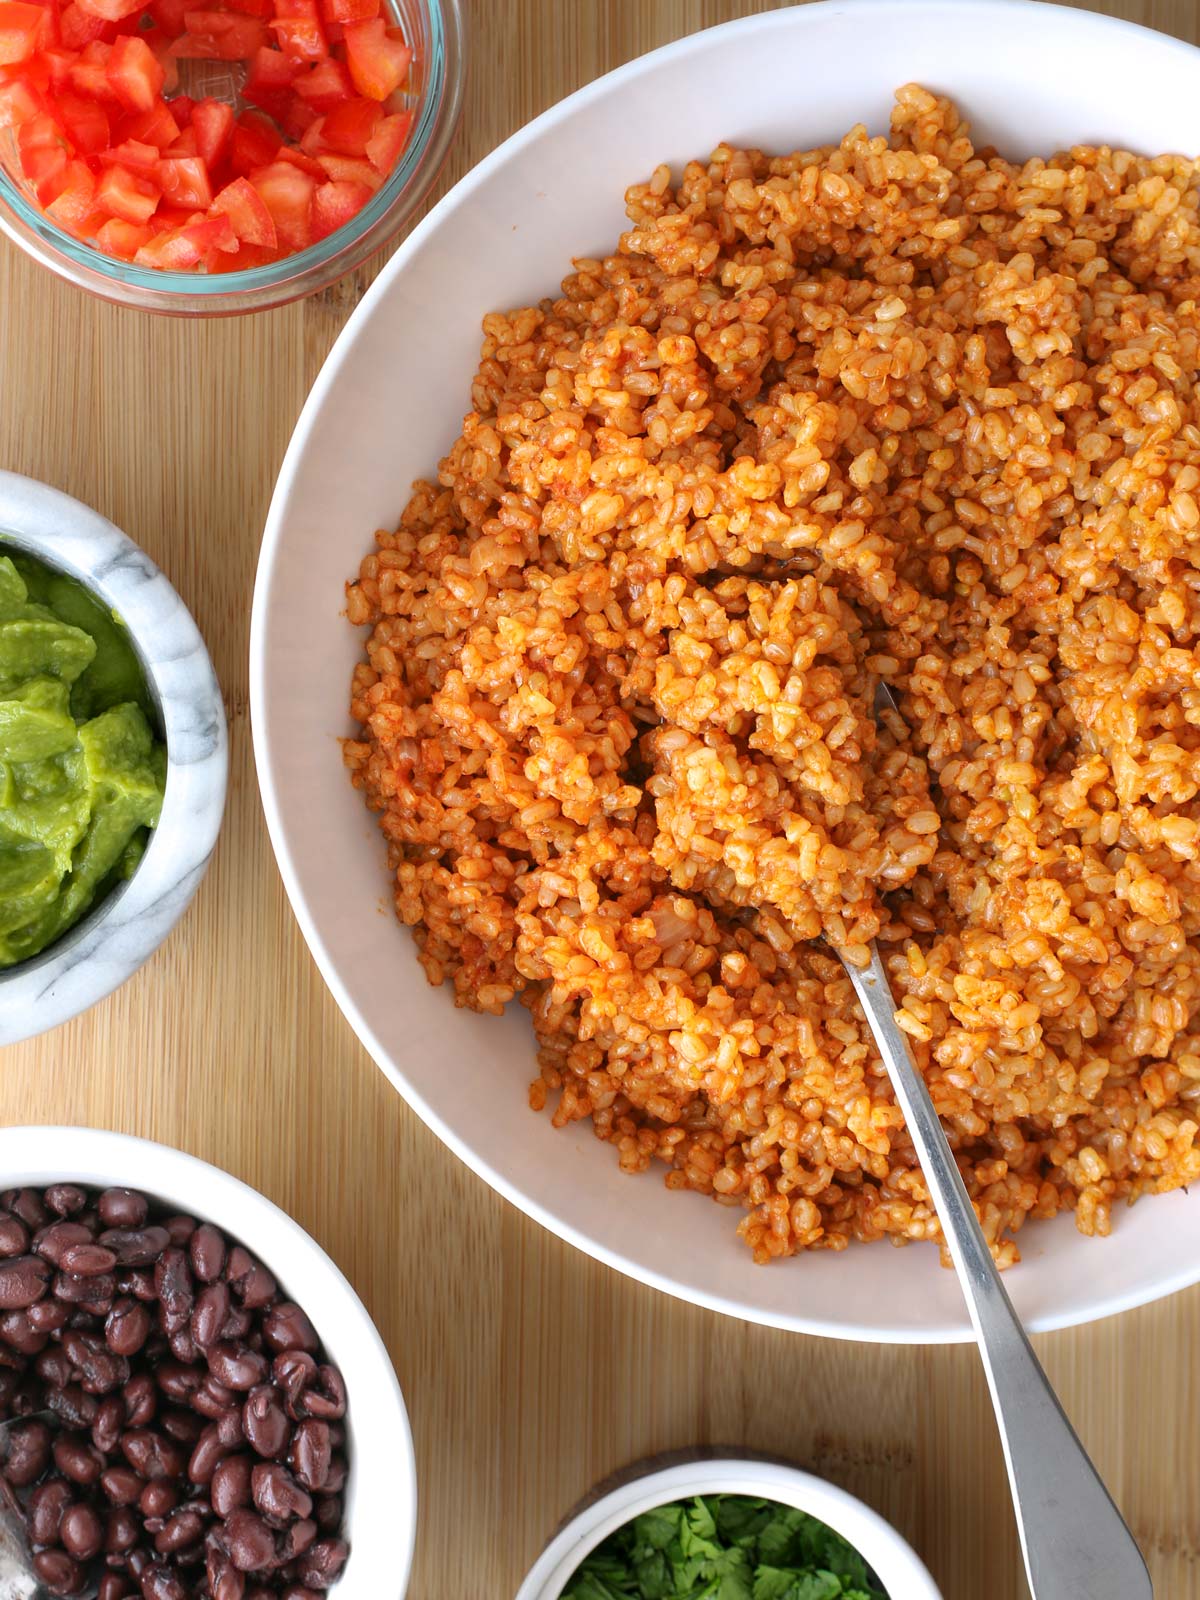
<box><xmin>252</xmin><ymin>0</ymin><xmax>1200</xmax><ymax>1342</ymax></box>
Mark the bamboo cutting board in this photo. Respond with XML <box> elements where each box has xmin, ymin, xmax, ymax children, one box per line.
<box><xmin>1</xmin><ymin>2</ymin><xmax>1198</xmax><ymax>1596</ymax></box>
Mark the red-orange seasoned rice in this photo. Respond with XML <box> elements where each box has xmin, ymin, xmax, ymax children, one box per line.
<box><xmin>345</xmin><ymin>86</ymin><xmax>1200</xmax><ymax>1265</ymax></box>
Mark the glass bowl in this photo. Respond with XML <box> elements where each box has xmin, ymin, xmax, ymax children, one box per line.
<box><xmin>0</xmin><ymin>0</ymin><xmax>465</xmax><ymax>314</ymax></box>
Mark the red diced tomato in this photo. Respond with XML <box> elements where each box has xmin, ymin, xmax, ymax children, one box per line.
<box><xmin>117</xmin><ymin>95</ymin><xmax>178</xmax><ymax>146</ymax></box>
<box><xmin>268</xmin><ymin>15</ymin><xmax>325</xmax><ymax>61</ymax></box>
<box><xmin>190</xmin><ymin>94</ymin><xmax>231</xmax><ymax>165</ymax></box>
<box><xmin>95</xmin><ymin>214</ymin><xmax>152</xmax><ymax>256</ymax></box>
<box><xmin>163</xmin><ymin>123</ymin><xmax>194</xmax><ymax>152</ymax></box>
<box><xmin>314</xmin><ymin>149</ymin><xmax>378</xmax><ymax>189</ymax></box>
<box><xmin>209</xmin><ymin>173</ymin><xmax>275</xmax><ymax>245</ymax></box>
<box><xmin>248</xmin><ymin>157</ymin><xmax>312</xmax><ymax>249</ymax></box>
<box><xmin>58</xmin><ymin>2</ymin><xmax>108</xmax><ymax>47</ymax></box>
<box><xmin>275</xmin><ymin>92</ymin><xmax>315</xmax><ymax>140</ymax></box>
<box><xmin>18</xmin><ymin>123</ymin><xmax>70</xmax><ymax>202</ymax></box>
<box><xmin>292</xmin><ymin>55</ymin><xmax>349</xmax><ymax>110</ymax></box>
<box><xmin>96</xmin><ymin>159</ymin><xmax>160</xmax><ymax>220</ymax></box>
<box><xmin>56</xmin><ymin>89</ymin><xmax>111</xmax><ymax>152</ymax></box>
<box><xmin>228</xmin><ymin>106</ymin><xmax>279</xmax><ymax>173</ymax></box>
<box><xmin>364</xmin><ymin>107</ymin><xmax>409</xmax><ymax>174</ymax></box>
<box><xmin>298</xmin><ymin>112</ymin><xmax>323</xmax><ymax>153</ymax></box>
<box><xmin>67</xmin><ymin>40</ymin><xmax>120</xmax><ymax>100</ymax></box>
<box><xmin>341</xmin><ymin>18</ymin><xmax>409</xmax><ymax>101</ymax></box>
<box><xmin>41</xmin><ymin>46</ymin><xmax>77</xmax><ymax>88</ymax></box>
<box><xmin>77</xmin><ymin>0</ymin><xmax>146</xmax><ymax>20</ymax></box>
<box><xmin>310</xmin><ymin>174</ymin><xmax>369</xmax><ymax>240</ymax></box>
<box><xmin>242</xmin><ymin>42</ymin><xmax>297</xmax><ymax>112</ymax></box>
<box><xmin>225</xmin><ymin>0</ymin><xmax>271</xmax><ymax>15</ymax></box>
<box><xmin>210</xmin><ymin>238</ymin><xmax>276</xmax><ymax>269</ymax></box>
<box><xmin>147</xmin><ymin>0</ymin><xmax>187</xmax><ymax>33</ymax></box>
<box><xmin>172</xmin><ymin>10</ymin><xmax>266</xmax><ymax>58</ymax></box>
<box><xmin>157</xmin><ymin>150</ymin><xmax>209</xmax><ymax>205</ymax></box>
<box><xmin>101</xmin><ymin>135</ymin><xmax>159</xmax><ymax>171</ymax></box>
<box><xmin>169</xmin><ymin>90</ymin><xmax>193</xmax><ymax>123</ymax></box>
<box><xmin>0</xmin><ymin>74</ymin><xmax>43</xmax><ymax>127</ymax></box>
<box><xmin>134</xmin><ymin>225</ymin><xmax>199</xmax><ymax>266</ymax></box>
<box><xmin>275</xmin><ymin>141</ymin><xmax>322</xmax><ymax>176</ymax></box>
<box><xmin>44</xmin><ymin>156</ymin><xmax>96</xmax><ymax>225</ymax></box>
<box><xmin>106</xmin><ymin>33</ymin><xmax>164</xmax><ymax>109</ymax></box>
<box><xmin>321</xmin><ymin>0</ymin><xmax>377</xmax><ymax>23</ymax></box>
<box><xmin>0</xmin><ymin>2</ymin><xmax>46</xmax><ymax>65</ymax></box>
<box><xmin>180</xmin><ymin>209</ymin><xmax>234</xmax><ymax>253</ymax></box>
<box><xmin>318</xmin><ymin>92</ymin><xmax>377</xmax><ymax>154</ymax></box>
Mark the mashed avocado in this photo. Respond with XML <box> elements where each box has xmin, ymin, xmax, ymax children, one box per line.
<box><xmin>0</xmin><ymin>551</ymin><xmax>166</xmax><ymax>967</ymax></box>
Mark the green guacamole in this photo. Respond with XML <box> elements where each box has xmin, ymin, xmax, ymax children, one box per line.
<box><xmin>0</xmin><ymin>551</ymin><xmax>166</xmax><ymax>967</ymax></box>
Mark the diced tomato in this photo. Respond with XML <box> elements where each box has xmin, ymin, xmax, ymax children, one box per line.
<box><xmin>180</xmin><ymin>208</ymin><xmax>234</xmax><ymax>253</ymax></box>
<box><xmin>56</xmin><ymin>89</ymin><xmax>110</xmax><ymax>152</ymax></box>
<box><xmin>0</xmin><ymin>2</ymin><xmax>47</xmax><ymax>66</ymax></box>
<box><xmin>169</xmin><ymin>90</ymin><xmax>193</xmax><ymax>123</ymax></box>
<box><xmin>117</xmin><ymin>94</ymin><xmax>178</xmax><ymax>146</ymax></box>
<box><xmin>228</xmin><ymin>106</ymin><xmax>279</xmax><ymax>174</ymax></box>
<box><xmin>310</xmin><ymin>174</ymin><xmax>368</xmax><ymax>240</ymax></box>
<box><xmin>210</xmin><ymin>238</ymin><xmax>276</xmax><ymax>269</ymax></box>
<box><xmin>318</xmin><ymin>92</ymin><xmax>377</xmax><ymax>154</ymax></box>
<box><xmin>41</xmin><ymin>46</ymin><xmax>77</xmax><ymax>88</ymax></box>
<box><xmin>275</xmin><ymin>141</ymin><xmax>321</xmax><ymax>176</ymax></box>
<box><xmin>298</xmin><ymin>112</ymin><xmax>323</xmax><ymax>153</ymax></box>
<box><xmin>291</xmin><ymin>55</ymin><xmax>349</xmax><ymax>110</ymax></box>
<box><xmin>100</xmin><ymin>135</ymin><xmax>159</xmax><ymax>171</ymax></box>
<box><xmin>163</xmin><ymin>123</ymin><xmax>194</xmax><ymax>153</ymax></box>
<box><xmin>0</xmin><ymin>74</ymin><xmax>42</xmax><ymax>127</ymax></box>
<box><xmin>314</xmin><ymin>149</ymin><xmax>377</xmax><ymax>189</ymax></box>
<box><xmin>190</xmin><ymin>94</ymin><xmax>231</xmax><ymax>165</ymax></box>
<box><xmin>58</xmin><ymin>1</ymin><xmax>109</xmax><ymax>47</ymax></box>
<box><xmin>44</xmin><ymin>155</ymin><xmax>96</xmax><ymax>225</ymax></box>
<box><xmin>242</xmin><ymin>42</ymin><xmax>297</xmax><ymax>113</ymax></box>
<box><xmin>364</xmin><ymin>107</ymin><xmax>408</xmax><ymax>174</ymax></box>
<box><xmin>341</xmin><ymin>18</ymin><xmax>409</xmax><ymax>101</ymax></box>
<box><xmin>147</xmin><ymin>0</ymin><xmax>187</xmax><ymax>33</ymax></box>
<box><xmin>76</xmin><ymin>0</ymin><xmax>146</xmax><ymax>21</ymax></box>
<box><xmin>320</xmin><ymin>0</ymin><xmax>377</xmax><ymax>24</ymax></box>
<box><xmin>134</xmin><ymin>224</ymin><xmax>199</xmax><ymax>267</ymax></box>
<box><xmin>20</xmin><ymin>139</ymin><xmax>69</xmax><ymax>203</ymax></box>
<box><xmin>105</xmin><ymin>32</ymin><xmax>164</xmax><ymax>108</ymax></box>
<box><xmin>209</xmin><ymin>172</ymin><xmax>275</xmax><ymax>245</ymax></box>
<box><xmin>275</xmin><ymin>91</ymin><xmax>315</xmax><ymax>139</ymax></box>
<box><xmin>157</xmin><ymin>150</ymin><xmax>209</xmax><ymax>206</ymax></box>
<box><xmin>224</xmin><ymin>0</ymin><xmax>271</xmax><ymax>15</ymax></box>
<box><xmin>248</xmin><ymin>157</ymin><xmax>312</xmax><ymax>249</ymax></box>
<box><xmin>66</xmin><ymin>39</ymin><xmax>120</xmax><ymax>100</ymax></box>
<box><xmin>171</xmin><ymin>10</ymin><xmax>266</xmax><ymax>58</ymax></box>
<box><xmin>95</xmin><ymin>214</ymin><xmax>152</xmax><ymax>256</ymax></box>
<box><xmin>268</xmin><ymin>14</ymin><xmax>324</xmax><ymax>60</ymax></box>
<box><xmin>95</xmin><ymin>159</ymin><xmax>160</xmax><ymax>220</ymax></box>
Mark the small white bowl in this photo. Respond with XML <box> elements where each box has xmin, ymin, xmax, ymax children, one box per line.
<box><xmin>0</xmin><ymin>1125</ymin><xmax>417</xmax><ymax>1598</ymax></box>
<box><xmin>515</xmin><ymin>1456</ymin><xmax>942</xmax><ymax>1600</ymax></box>
<box><xmin>0</xmin><ymin>472</ymin><xmax>227</xmax><ymax>1044</ymax></box>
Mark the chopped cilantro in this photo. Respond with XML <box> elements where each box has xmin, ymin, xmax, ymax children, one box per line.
<box><xmin>559</xmin><ymin>1494</ymin><xmax>890</xmax><ymax>1600</ymax></box>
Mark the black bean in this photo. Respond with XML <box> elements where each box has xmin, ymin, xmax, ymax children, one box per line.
<box><xmin>192</xmin><ymin>1282</ymin><xmax>231</xmax><ymax>1349</ymax></box>
<box><xmin>295</xmin><ymin>1537</ymin><xmax>348</xmax><ymax>1591</ymax></box>
<box><xmin>2</xmin><ymin>1190</ymin><xmax>48</xmax><ymax>1229</ymax></box>
<box><xmin>0</xmin><ymin>1308</ymin><xmax>47</xmax><ymax>1355</ymax></box>
<box><xmin>207</xmin><ymin>1344</ymin><xmax>268</xmax><ymax>1392</ymax></box>
<box><xmin>216</xmin><ymin>1406</ymin><xmax>245</xmax><ymax>1449</ymax></box>
<box><xmin>61</xmin><ymin>1502</ymin><xmax>105</xmax><ymax>1560</ymax></box>
<box><xmin>281</xmin><ymin>1589</ymin><xmax>320</xmax><ymax>1600</ymax></box>
<box><xmin>0</xmin><ymin>1215</ymin><xmax>29</xmax><ymax>1258</ymax></box>
<box><xmin>94</xmin><ymin>1393</ymin><xmax>127</xmax><ymax>1455</ymax></box>
<box><xmin>321</xmin><ymin>1455</ymin><xmax>346</xmax><ymax>1496</ymax></box>
<box><xmin>153</xmin><ymin>1251</ymin><xmax>193</xmax><ymax>1336</ymax></box>
<box><xmin>64</xmin><ymin>1329</ymin><xmax>127</xmax><ymax>1394</ymax></box>
<box><xmin>160</xmin><ymin>1408</ymin><xmax>204</xmax><ymax>1446</ymax></box>
<box><xmin>252</xmin><ymin>1462</ymin><xmax>312</xmax><ymax>1526</ymax></box>
<box><xmin>139</xmin><ymin>1565</ymin><xmax>187</xmax><ymax>1600</ymax></box>
<box><xmin>288</xmin><ymin>1421</ymin><xmax>330</xmax><ymax>1493</ymax></box>
<box><xmin>117</xmin><ymin>1269</ymin><xmax>158</xmax><ymax>1303</ymax></box>
<box><xmin>33</xmin><ymin>1548</ymin><xmax>84</xmax><ymax>1596</ymax></box>
<box><xmin>61</xmin><ymin>1242</ymin><xmax>118</xmax><ymax>1277</ymax></box>
<box><xmin>313</xmin><ymin>1494</ymin><xmax>341</xmax><ymax>1534</ymax></box>
<box><xmin>138</xmin><ymin>1480</ymin><xmax>178</xmax><ymax>1519</ymax></box>
<box><xmin>37</xmin><ymin>1345</ymin><xmax>74</xmax><ymax>1387</ymax></box>
<box><xmin>45</xmin><ymin>1185</ymin><xmax>88</xmax><ymax>1217</ymax></box>
<box><xmin>277</xmin><ymin>1517</ymin><xmax>317</xmax><ymax>1562</ymax></box>
<box><xmin>28</xmin><ymin>1296</ymin><xmax>69</xmax><ymax>1332</ymax></box>
<box><xmin>225</xmin><ymin>1250</ymin><xmax>276</xmax><ymax>1311</ymax></box>
<box><xmin>47</xmin><ymin>1383</ymin><xmax>99</xmax><ymax>1431</ymax></box>
<box><xmin>54</xmin><ymin>1433</ymin><xmax>103</xmax><ymax>1484</ymax></box>
<box><xmin>99</xmin><ymin>1576</ymin><xmax>136</xmax><ymax>1600</ymax></box>
<box><xmin>189</xmin><ymin>1224</ymin><xmax>226</xmax><ymax>1283</ymax></box>
<box><xmin>167</xmin><ymin>1327</ymin><xmax>199</xmax><ymax>1365</ymax></box>
<box><xmin>101</xmin><ymin>1464</ymin><xmax>146</xmax><ymax>1505</ymax></box>
<box><xmin>243</xmin><ymin>1385</ymin><xmax>288</xmax><ymax>1460</ymax></box>
<box><xmin>55</xmin><ymin>1270</ymin><xmax>115</xmax><ymax>1306</ymax></box>
<box><xmin>208</xmin><ymin>1545</ymin><xmax>246</xmax><ymax>1600</ymax></box>
<box><xmin>34</xmin><ymin>1221</ymin><xmax>93</xmax><ymax>1266</ymax></box>
<box><xmin>106</xmin><ymin>1504</ymin><xmax>141</xmax><ymax>1553</ymax></box>
<box><xmin>28</xmin><ymin>1477</ymin><xmax>73</xmax><ymax>1543</ymax></box>
<box><xmin>122</xmin><ymin>1430</ymin><xmax>185</xmax><ymax>1481</ymax></box>
<box><xmin>123</xmin><ymin>1373</ymin><xmax>157</xmax><ymax>1427</ymax></box>
<box><xmin>225</xmin><ymin>1508</ymin><xmax>276</xmax><ymax>1573</ymax></box>
<box><xmin>154</xmin><ymin>1361</ymin><xmax>203</xmax><ymax>1405</ymax></box>
<box><xmin>193</xmin><ymin>1374</ymin><xmax>236</xmax><ymax>1420</ymax></box>
<box><xmin>261</xmin><ymin>1305</ymin><xmax>318</xmax><ymax>1357</ymax></box>
<box><xmin>299</xmin><ymin>1367</ymin><xmax>345</xmax><ymax>1422</ymax></box>
<box><xmin>107</xmin><ymin>1299</ymin><xmax>152</xmax><ymax>1358</ymax></box>
<box><xmin>2</xmin><ymin>1416</ymin><xmax>50</xmax><ymax>1484</ymax></box>
<box><xmin>210</xmin><ymin>1454</ymin><xmax>252</xmax><ymax>1519</ymax></box>
<box><xmin>0</xmin><ymin>1254</ymin><xmax>50</xmax><ymax>1308</ymax></box>
<box><xmin>98</xmin><ymin>1228</ymin><xmax>171</xmax><ymax>1268</ymax></box>
<box><xmin>98</xmin><ymin>1190</ymin><xmax>149</xmax><ymax>1229</ymax></box>
<box><xmin>155</xmin><ymin>1506</ymin><xmax>205</xmax><ymax>1555</ymax></box>
<box><xmin>272</xmin><ymin>1352</ymin><xmax>317</xmax><ymax>1420</ymax></box>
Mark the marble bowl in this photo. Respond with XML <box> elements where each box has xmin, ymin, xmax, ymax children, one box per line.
<box><xmin>0</xmin><ymin>471</ymin><xmax>227</xmax><ymax>1043</ymax></box>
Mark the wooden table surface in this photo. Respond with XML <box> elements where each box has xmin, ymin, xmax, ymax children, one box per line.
<box><xmin>2</xmin><ymin>1</ymin><xmax>1198</xmax><ymax>1595</ymax></box>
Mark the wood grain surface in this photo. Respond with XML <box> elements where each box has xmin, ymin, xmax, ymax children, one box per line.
<box><xmin>1</xmin><ymin>2</ymin><xmax>1198</xmax><ymax>1596</ymax></box>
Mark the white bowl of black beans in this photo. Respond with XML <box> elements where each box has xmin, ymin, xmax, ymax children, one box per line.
<box><xmin>0</xmin><ymin>1126</ymin><xmax>415</xmax><ymax>1600</ymax></box>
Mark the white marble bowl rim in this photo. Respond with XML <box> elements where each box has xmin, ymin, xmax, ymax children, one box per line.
<box><xmin>0</xmin><ymin>470</ymin><xmax>228</xmax><ymax>1044</ymax></box>
<box><xmin>0</xmin><ymin>1124</ymin><xmax>418</xmax><ymax>1599</ymax></box>
<box><xmin>514</xmin><ymin>1456</ymin><xmax>943</xmax><ymax>1600</ymax></box>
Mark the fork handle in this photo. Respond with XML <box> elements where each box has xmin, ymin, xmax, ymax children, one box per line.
<box><xmin>845</xmin><ymin>944</ymin><xmax>1153</xmax><ymax>1600</ymax></box>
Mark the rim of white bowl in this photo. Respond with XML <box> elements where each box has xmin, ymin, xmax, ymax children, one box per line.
<box><xmin>513</xmin><ymin>1457</ymin><xmax>943</xmax><ymax>1600</ymax></box>
<box><xmin>0</xmin><ymin>1126</ymin><xmax>417</xmax><ymax>1599</ymax></box>
<box><xmin>0</xmin><ymin>472</ymin><xmax>228</xmax><ymax>1044</ymax></box>
<box><xmin>251</xmin><ymin>0</ymin><xmax>1200</xmax><ymax>1345</ymax></box>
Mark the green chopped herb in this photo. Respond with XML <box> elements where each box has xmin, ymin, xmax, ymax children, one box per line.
<box><xmin>560</xmin><ymin>1494</ymin><xmax>890</xmax><ymax>1600</ymax></box>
